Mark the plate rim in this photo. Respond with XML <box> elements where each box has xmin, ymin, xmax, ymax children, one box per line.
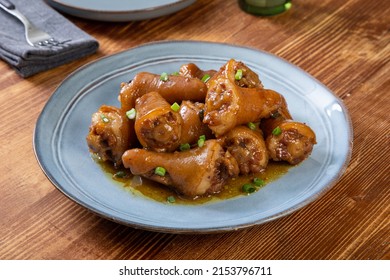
<box><xmin>33</xmin><ymin>40</ymin><xmax>353</xmax><ymax>233</ymax></box>
<box><xmin>45</xmin><ymin>0</ymin><xmax>197</xmax><ymax>21</ymax></box>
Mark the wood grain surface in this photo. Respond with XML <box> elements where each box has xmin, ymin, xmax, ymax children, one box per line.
<box><xmin>0</xmin><ymin>0</ymin><xmax>389</xmax><ymax>260</ymax></box>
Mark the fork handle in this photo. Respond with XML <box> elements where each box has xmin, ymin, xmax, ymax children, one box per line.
<box><xmin>0</xmin><ymin>0</ymin><xmax>15</xmax><ymax>9</ymax></box>
<box><xmin>0</xmin><ymin>0</ymin><xmax>33</xmax><ymax>29</ymax></box>
<box><xmin>0</xmin><ymin>0</ymin><xmax>37</xmax><ymax>46</ymax></box>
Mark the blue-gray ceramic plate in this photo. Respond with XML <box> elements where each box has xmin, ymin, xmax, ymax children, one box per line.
<box><xmin>45</xmin><ymin>0</ymin><xmax>196</xmax><ymax>21</ymax></box>
<box><xmin>33</xmin><ymin>41</ymin><xmax>353</xmax><ymax>233</ymax></box>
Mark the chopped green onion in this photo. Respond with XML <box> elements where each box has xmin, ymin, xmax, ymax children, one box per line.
<box><xmin>154</xmin><ymin>166</ymin><xmax>166</xmax><ymax>176</ymax></box>
<box><xmin>100</xmin><ymin>114</ymin><xmax>109</xmax><ymax>123</ymax></box>
<box><xmin>272</xmin><ymin>126</ymin><xmax>282</xmax><ymax>136</ymax></box>
<box><xmin>253</xmin><ymin>178</ymin><xmax>265</xmax><ymax>187</ymax></box>
<box><xmin>113</xmin><ymin>171</ymin><xmax>127</xmax><ymax>179</ymax></box>
<box><xmin>198</xmin><ymin>138</ymin><xmax>205</xmax><ymax>147</ymax></box>
<box><xmin>180</xmin><ymin>143</ymin><xmax>191</xmax><ymax>151</ymax></box>
<box><xmin>197</xmin><ymin>135</ymin><xmax>206</xmax><ymax>147</ymax></box>
<box><xmin>167</xmin><ymin>196</ymin><xmax>176</xmax><ymax>203</ymax></box>
<box><xmin>201</xmin><ymin>74</ymin><xmax>211</xmax><ymax>83</ymax></box>
<box><xmin>235</xmin><ymin>69</ymin><xmax>243</xmax><ymax>80</ymax></box>
<box><xmin>171</xmin><ymin>102</ymin><xmax>180</xmax><ymax>112</ymax></box>
<box><xmin>247</xmin><ymin>122</ymin><xmax>256</xmax><ymax>130</ymax></box>
<box><xmin>160</xmin><ymin>72</ymin><xmax>169</xmax><ymax>82</ymax></box>
<box><xmin>126</xmin><ymin>108</ymin><xmax>136</xmax><ymax>119</ymax></box>
<box><xmin>171</xmin><ymin>71</ymin><xmax>179</xmax><ymax>76</ymax></box>
<box><xmin>242</xmin><ymin>183</ymin><xmax>256</xmax><ymax>194</ymax></box>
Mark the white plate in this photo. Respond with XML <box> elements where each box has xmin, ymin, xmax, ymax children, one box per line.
<box><xmin>34</xmin><ymin>41</ymin><xmax>353</xmax><ymax>233</ymax></box>
<box><xmin>45</xmin><ymin>0</ymin><xmax>196</xmax><ymax>21</ymax></box>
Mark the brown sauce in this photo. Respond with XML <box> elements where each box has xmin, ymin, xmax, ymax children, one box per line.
<box><xmin>97</xmin><ymin>158</ymin><xmax>292</xmax><ymax>205</ymax></box>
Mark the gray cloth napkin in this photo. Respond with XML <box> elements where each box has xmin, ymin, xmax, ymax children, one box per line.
<box><xmin>0</xmin><ymin>0</ymin><xmax>99</xmax><ymax>77</ymax></box>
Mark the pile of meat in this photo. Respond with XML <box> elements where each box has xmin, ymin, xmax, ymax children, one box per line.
<box><xmin>86</xmin><ymin>59</ymin><xmax>316</xmax><ymax>198</ymax></box>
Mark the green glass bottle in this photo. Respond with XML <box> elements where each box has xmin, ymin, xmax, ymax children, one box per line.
<box><xmin>239</xmin><ymin>0</ymin><xmax>292</xmax><ymax>16</ymax></box>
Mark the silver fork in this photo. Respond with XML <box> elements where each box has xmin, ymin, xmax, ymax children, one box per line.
<box><xmin>0</xmin><ymin>0</ymin><xmax>63</xmax><ymax>47</ymax></box>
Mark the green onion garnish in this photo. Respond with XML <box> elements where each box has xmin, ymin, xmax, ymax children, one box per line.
<box><xmin>253</xmin><ymin>178</ymin><xmax>265</xmax><ymax>187</ymax></box>
<box><xmin>171</xmin><ymin>71</ymin><xmax>179</xmax><ymax>76</ymax></box>
<box><xmin>126</xmin><ymin>108</ymin><xmax>136</xmax><ymax>119</ymax></box>
<box><xmin>201</xmin><ymin>74</ymin><xmax>211</xmax><ymax>83</ymax></box>
<box><xmin>100</xmin><ymin>114</ymin><xmax>109</xmax><ymax>123</ymax></box>
<box><xmin>180</xmin><ymin>143</ymin><xmax>191</xmax><ymax>151</ymax></box>
<box><xmin>272</xmin><ymin>126</ymin><xmax>282</xmax><ymax>136</ymax></box>
<box><xmin>167</xmin><ymin>196</ymin><xmax>176</xmax><ymax>203</ymax></box>
<box><xmin>171</xmin><ymin>102</ymin><xmax>180</xmax><ymax>112</ymax></box>
<box><xmin>247</xmin><ymin>122</ymin><xmax>256</xmax><ymax>130</ymax></box>
<box><xmin>113</xmin><ymin>171</ymin><xmax>127</xmax><ymax>179</ymax></box>
<box><xmin>197</xmin><ymin>135</ymin><xmax>206</xmax><ymax>147</ymax></box>
<box><xmin>235</xmin><ymin>69</ymin><xmax>243</xmax><ymax>80</ymax></box>
<box><xmin>242</xmin><ymin>183</ymin><xmax>256</xmax><ymax>194</ymax></box>
<box><xmin>160</xmin><ymin>72</ymin><xmax>169</xmax><ymax>82</ymax></box>
<box><xmin>154</xmin><ymin>166</ymin><xmax>166</xmax><ymax>176</ymax></box>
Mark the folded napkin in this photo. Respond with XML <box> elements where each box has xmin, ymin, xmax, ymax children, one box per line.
<box><xmin>0</xmin><ymin>0</ymin><xmax>99</xmax><ymax>77</ymax></box>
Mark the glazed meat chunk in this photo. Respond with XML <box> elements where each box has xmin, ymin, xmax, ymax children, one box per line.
<box><xmin>134</xmin><ymin>91</ymin><xmax>183</xmax><ymax>153</ymax></box>
<box><xmin>119</xmin><ymin>72</ymin><xmax>208</xmax><ymax>112</ymax></box>
<box><xmin>220</xmin><ymin>126</ymin><xmax>268</xmax><ymax>174</ymax></box>
<box><xmin>178</xmin><ymin>101</ymin><xmax>213</xmax><ymax>146</ymax></box>
<box><xmin>122</xmin><ymin>140</ymin><xmax>239</xmax><ymax>197</ymax></box>
<box><xmin>203</xmin><ymin>59</ymin><xmax>284</xmax><ymax>136</ymax></box>
<box><xmin>179</xmin><ymin>63</ymin><xmax>217</xmax><ymax>80</ymax></box>
<box><xmin>86</xmin><ymin>105</ymin><xmax>132</xmax><ymax>167</ymax></box>
<box><xmin>261</xmin><ymin>100</ymin><xmax>316</xmax><ymax>165</ymax></box>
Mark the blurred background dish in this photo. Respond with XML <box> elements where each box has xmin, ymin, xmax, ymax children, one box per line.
<box><xmin>45</xmin><ymin>0</ymin><xmax>196</xmax><ymax>21</ymax></box>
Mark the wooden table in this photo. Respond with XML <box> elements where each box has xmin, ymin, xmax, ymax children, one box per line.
<box><xmin>0</xmin><ymin>0</ymin><xmax>388</xmax><ymax>260</ymax></box>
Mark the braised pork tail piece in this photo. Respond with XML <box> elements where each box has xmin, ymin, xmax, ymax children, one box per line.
<box><xmin>119</xmin><ymin>72</ymin><xmax>208</xmax><ymax>112</ymax></box>
<box><xmin>179</xmin><ymin>63</ymin><xmax>217</xmax><ymax>80</ymax></box>
<box><xmin>134</xmin><ymin>91</ymin><xmax>183</xmax><ymax>153</ymax></box>
<box><xmin>86</xmin><ymin>105</ymin><xmax>133</xmax><ymax>167</ymax></box>
<box><xmin>261</xmin><ymin>103</ymin><xmax>316</xmax><ymax>165</ymax></box>
<box><xmin>203</xmin><ymin>59</ymin><xmax>285</xmax><ymax>137</ymax></box>
<box><xmin>219</xmin><ymin>125</ymin><xmax>269</xmax><ymax>175</ymax></box>
<box><xmin>178</xmin><ymin>100</ymin><xmax>213</xmax><ymax>146</ymax></box>
<box><xmin>122</xmin><ymin>140</ymin><xmax>240</xmax><ymax>197</ymax></box>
